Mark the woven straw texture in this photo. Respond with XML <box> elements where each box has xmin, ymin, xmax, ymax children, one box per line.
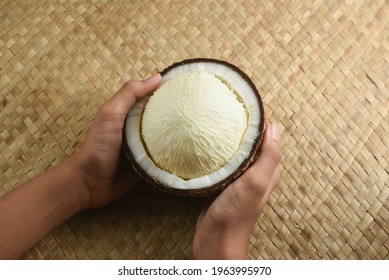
<box><xmin>1</xmin><ymin>0</ymin><xmax>388</xmax><ymax>259</ymax></box>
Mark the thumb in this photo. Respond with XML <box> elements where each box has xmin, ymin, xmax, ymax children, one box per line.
<box><xmin>242</xmin><ymin>123</ymin><xmax>282</xmax><ymax>191</ymax></box>
<box><xmin>254</xmin><ymin>123</ymin><xmax>282</xmax><ymax>177</ymax></box>
<box><xmin>105</xmin><ymin>73</ymin><xmax>162</xmax><ymax>116</ymax></box>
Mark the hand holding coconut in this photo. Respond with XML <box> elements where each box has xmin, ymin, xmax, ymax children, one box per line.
<box><xmin>193</xmin><ymin>124</ymin><xmax>281</xmax><ymax>259</ymax></box>
<box><xmin>74</xmin><ymin>74</ymin><xmax>163</xmax><ymax>209</ymax></box>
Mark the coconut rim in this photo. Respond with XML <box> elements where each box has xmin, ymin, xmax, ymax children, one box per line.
<box><xmin>122</xmin><ymin>58</ymin><xmax>265</xmax><ymax>196</ymax></box>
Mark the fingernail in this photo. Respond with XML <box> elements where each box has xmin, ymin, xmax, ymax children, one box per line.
<box><xmin>270</xmin><ymin>124</ymin><xmax>280</xmax><ymax>142</ymax></box>
<box><xmin>145</xmin><ymin>73</ymin><xmax>161</xmax><ymax>83</ymax></box>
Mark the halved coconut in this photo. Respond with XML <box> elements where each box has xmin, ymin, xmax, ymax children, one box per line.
<box><xmin>123</xmin><ymin>58</ymin><xmax>264</xmax><ymax>196</ymax></box>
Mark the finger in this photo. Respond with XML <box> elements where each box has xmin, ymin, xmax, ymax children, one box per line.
<box><xmin>105</xmin><ymin>73</ymin><xmax>162</xmax><ymax>116</ymax></box>
<box><xmin>238</xmin><ymin>123</ymin><xmax>282</xmax><ymax>198</ymax></box>
<box><xmin>256</xmin><ymin>123</ymin><xmax>282</xmax><ymax>172</ymax></box>
<box><xmin>245</xmin><ymin>124</ymin><xmax>282</xmax><ymax>185</ymax></box>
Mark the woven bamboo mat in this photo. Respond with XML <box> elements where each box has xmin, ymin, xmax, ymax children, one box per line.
<box><xmin>1</xmin><ymin>0</ymin><xmax>388</xmax><ymax>259</ymax></box>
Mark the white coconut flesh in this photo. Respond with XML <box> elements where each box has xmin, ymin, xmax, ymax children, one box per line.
<box><xmin>125</xmin><ymin>61</ymin><xmax>261</xmax><ymax>190</ymax></box>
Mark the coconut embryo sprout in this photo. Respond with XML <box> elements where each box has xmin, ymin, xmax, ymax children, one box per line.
<box><xmin>141</xmin><ymin>71</ymin><xmax>248</xmax><ymax>180</ymax></box>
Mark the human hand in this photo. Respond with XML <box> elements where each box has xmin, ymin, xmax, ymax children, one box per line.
<box><xmin>72</xmin><ymin>74</ymin><xmax>162</xmax><ymax>209</ymax></box>
<box><xmin>193</xmin><ymin>123</ymin><xmax>282</xmax><ymax>259</ymax></box>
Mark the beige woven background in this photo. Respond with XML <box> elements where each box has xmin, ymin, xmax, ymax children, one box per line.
<box><xmin>1</xmin><ymin>0</ymin><xmax>388</xmax><ymax>259</ymax></box>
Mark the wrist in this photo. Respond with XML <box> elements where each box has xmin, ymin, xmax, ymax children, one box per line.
<box><xmin>64</xmin><ymin>153</ymin><xmax>91</xmax><ymax>212</ymax></box>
